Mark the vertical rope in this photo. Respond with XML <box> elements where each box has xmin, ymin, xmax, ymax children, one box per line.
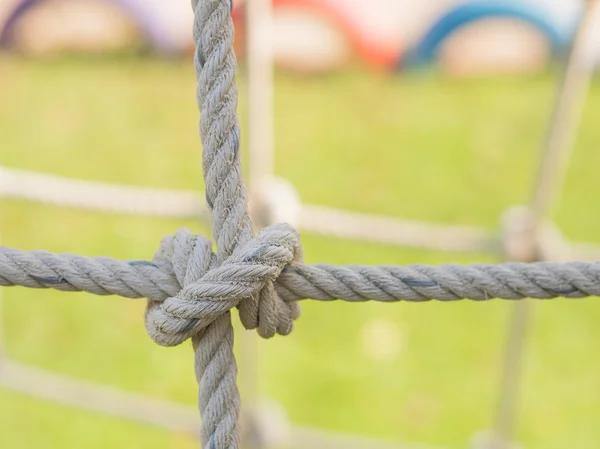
<box><xmin>190</xmin><ymin>0</ymin><xmax>254</xmax><ymax>447</ymax></box>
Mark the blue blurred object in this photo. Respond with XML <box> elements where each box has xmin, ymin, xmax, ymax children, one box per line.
<box><xmin>0</xmin><ymin>0</ymin><xmax>180</xmax><ymax>54</ymax></box>
<box><xmin>401</xmin><ymin>0</ymin><xmax>579</xmax><ymax>69</ymax></box>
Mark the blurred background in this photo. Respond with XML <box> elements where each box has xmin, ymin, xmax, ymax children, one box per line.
<box><xmin>1</xmin><ymin>0</ymin><xmax>600</xmax><ymax>448</ymax></box>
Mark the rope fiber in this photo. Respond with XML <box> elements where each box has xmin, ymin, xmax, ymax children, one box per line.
<box><xmin>1</xmin><ymin>243</ymin><xmax>599</xmax><ymax>303</ymax></box>
<box><xmin>1</xmin><ymin>1</ymin><xmax>599</xmax><ymax>448</ymax></box>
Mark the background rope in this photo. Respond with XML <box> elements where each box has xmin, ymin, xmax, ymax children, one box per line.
<box><xmin>0</xmin><ymin>165</ymin><xmax>209</xmax><ymax>219</ymax></box>
<box><xmin>5</xmin><ymin>164</ymin><xmax>600</xmax><ymax>259</ymax></box>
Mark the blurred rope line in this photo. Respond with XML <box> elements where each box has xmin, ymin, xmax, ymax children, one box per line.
<box><xmin>299</xmin><ymin>204</ymin><xmax>493</xmax><ymax>253</ymax></box>
<box><xmin>0</xmin><ymin>358</ymin><xmax>201</xmax><ymax>434</ymax></box>
<box><xmin>0</xmin><ymin>164</ymin><xmax>209</xmax><ymax>219</ymax></box>
<box><xmin>0</xmin><ymin>359</ymin><xmax>446</xmax><ymax>449</ymax></box>
<box><xmin>0</xmin><ymin>164</ymin><xmax>489</xmax><ymax>251</ymax></box>
<box><xmin>490</xmin><ymin>2</ymin><xmax>600</xmax><ymax>448</ymax></box>
<box><xmin>2</xmin><ymin>163</ymin><xmax>600</xmax><ymax>259</ymax></box>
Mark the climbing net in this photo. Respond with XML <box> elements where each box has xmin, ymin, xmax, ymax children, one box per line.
<box><xmin>2</xmin><ymin>1</ymin><xmax>600</xmax><ymax>448</ymax></box>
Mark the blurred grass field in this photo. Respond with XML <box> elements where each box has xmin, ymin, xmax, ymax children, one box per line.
<box><xmin>1</xmin><ymin>57</ymin><xmax>600</xmax><ymax>449</ymax></box>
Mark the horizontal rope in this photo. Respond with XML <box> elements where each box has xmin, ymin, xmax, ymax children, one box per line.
<box><xmin>1</xmin><ymin>244</ymin><xmax>599</xmax><ymax>304</ymax></box>
<box><xmin>0</xmin><ymin>358</ymin><xmax>201</xmax><ymax>435</ymax></box>
<box><xmin>0</xmin><ymin>165</ymin><xmax>208</xmax><ymax>219</ymax></box>
<box><xmin>0</xmin><ymin>358</ymin><xmax>443</xmax><ymax>449</ymax></box>
<box><xmin>300</xmin><ymin>204</ymin><xmax>494</xmax><ymax>253</ymax></box>
<box><xmin>3</xmin><ymin>165</ymin><xmax>600</xmax><ymax>259</ymax></box>
<box><xmin>0</xmin><ymin>165</ymin><xmax>490</xmax><ymax>252</ymax></box>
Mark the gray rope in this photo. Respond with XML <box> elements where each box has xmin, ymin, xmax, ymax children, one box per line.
<box><xmin>192</xmin><ymin>1</ymin><xmax>244</xmax><ymax>447</ymax></box>
<box><xmin>2</xmin><ymin>243</ymin><xmax>599</xmax><ymax>303</ymax></box>
<box><xmin>188</xmin><ymin>1</ymin><xmax>300</xmax><ymax>447</ymax></box>
<box><xmin>2</xmin><ymin>1</ymin><xmax>599</xmax><ymax>448</ymax></box>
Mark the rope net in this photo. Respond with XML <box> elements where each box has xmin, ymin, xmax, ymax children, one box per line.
<box><xmin>1</xmin><ymin>1</ymin><xmax>598</xmax><ymax>448</ymax></box>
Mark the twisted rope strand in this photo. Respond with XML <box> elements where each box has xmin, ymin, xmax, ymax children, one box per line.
<box><xmin>191</xmin><ymin>1</ymin><xmax>300</xmax><ymax>446</ymax></box>
<box><xmin>192</xmin><ymin>0</ymin><xmax>246</xmax><ymax>447</ymax></box>
<box><xmin>2</xmin><ymin>245</ymin><xmax>599</xmax><ymax>303</ymax></box>
<box><xmin>2</xmin><ymin>1</ymin><xmax>599</xmax><ymax>448</ymax></box>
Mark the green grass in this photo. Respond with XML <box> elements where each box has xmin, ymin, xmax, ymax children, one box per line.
<box><xmin>1</xmin><ymin>56</ymin><xmax>600</xmax><ymax>449</ymax></box>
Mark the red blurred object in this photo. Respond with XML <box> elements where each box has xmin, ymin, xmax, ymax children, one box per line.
<box><xmin>231</xmin><ymin>0</ymin><xmax>401</xmax><ymax>71</ymax></box>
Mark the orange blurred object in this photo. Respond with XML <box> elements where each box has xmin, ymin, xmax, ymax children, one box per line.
<box><xmin>232</xmin><ymin>0</ymin><xmax>401</xmax><ymax>72</ymax></box>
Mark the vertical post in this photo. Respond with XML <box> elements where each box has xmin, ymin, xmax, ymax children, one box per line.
<box><xmin>491</xmin><ymin>301</ymin><xmax>531</xmax><ymax>449</ymax></box>
<box><xmin>490</xmin><ymin>2</ymin><xmax>600</xmax><ymax>448</ymax></box>
<box><xmin>242</xmin><ymin>0</ymin><xmax>276</xmax><ymax>447</ymax></box>
<box><xmin>529</xmin><ymin>0</ymin><xmax>600</xmax><ymax>227</ymax></box>
<box><xmin>246</xmin><ymin>0</ymin><xmax>275</xmax><ymax>190</ymax></box>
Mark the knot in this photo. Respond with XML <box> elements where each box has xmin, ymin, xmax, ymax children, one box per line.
<box><xmin>240</xmin><ymin>401</ymin><xmax>292</xmax><ymax>449</ymax></box>
<box><xmin>500</xmin><ymin>205</ymin><xmax>570</xmax><ymax>262</ymax></box>
<box><xmin>249</xmin><ymin>176</ymin><xmax>303</xmax><ymax>229</ymax></box>
<box><xmin>145</xmin><ymin>223</ymin><xmax>302</xmax><ymax>346</ymax></box>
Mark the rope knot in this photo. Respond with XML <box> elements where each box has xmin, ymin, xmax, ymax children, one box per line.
<box><xmin>145</xmin><ymin>223</ymin><xmax>302</xmax><ymax>347</ymax></box>
<box><xmin>249</xmin><ymin>176</ymin><xmax>302</xmax><ymax>229</ymax></box>
<box><xmin>501</xmin><ymin>205</ymin><xmax>570</xmax><ymax>262</ymax></box>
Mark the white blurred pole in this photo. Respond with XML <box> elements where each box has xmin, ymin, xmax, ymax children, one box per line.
<box><xmin>529</xmin><ymin>0</ymin><xmax>600</xmax><ymax>229</ymax></box>
<box><xmin>491</xmin><ymin>3</ymin><xmax>600</xmax><ymax>448</ymax></box>
<box><xmin>243</xmin><ymin>0</ymin><xmax>275</xmax><ymax>448</ymax></box>
<box><xmin>247</xmin><ymin>0</ymin><xmax>275</xmax><ymax>190</ymax></box>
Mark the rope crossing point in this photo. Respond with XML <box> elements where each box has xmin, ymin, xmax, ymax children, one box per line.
<box><xmin>1</xmin><ymin>1</ymin><xmax>599</xmax><ymax>448</ymax></box>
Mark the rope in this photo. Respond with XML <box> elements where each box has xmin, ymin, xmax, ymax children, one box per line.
<box><xmin>2</xmin><ymin>1</ymin><xmax>600</xmax><ymax>448</ymax></box>
<box><xmin>300</xmin><ymin>204</ymin><xmax>495</xmax><ymax>253</ymax></box>
<box><xmin>5</xmin><ymin>164</ymin><xmax>600</xmax><ymax>259</ymax></box>
<box><xmin>0</xmin><ymin>164</ymin><xmax>208</xmax><ymax>219</ymax></box>
<box><xmin>0</xmin><ymin>164</ymin><xmax>496</xmax><ymax>252</ymax></box>
<box><xmin>2</xmin><ymin>242</ymin><xmax>600</xmax><ymax>303</ymax></box>
<box><xmin>0</xmin><ymin>359</ymin><xmax>446</xmax><ymax>449</ymax></box>
<box><xmin>191</xmin><ymin>1</ymin><xmax>250</xmax><ymax>446</ymax></box>
<box><xmin>0</xmin><ymin>358</ymin><xmax>202</xmax><ymax>435</ymax></box>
